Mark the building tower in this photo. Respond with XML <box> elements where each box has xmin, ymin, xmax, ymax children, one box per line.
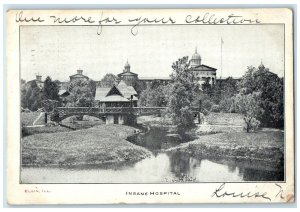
<box><xmin>124</xmin><ymin>60</ymin><xmax>130</xmax><ymax>72</ymax></box>
<box><xmin>118</xmin><ymin>60</ymin><xmax>138</xmax><ymax>86</ymax></box>
<box><xmin>189</xmin><ymin>47</ymin><xmax>217</xmax><ymax>85</ymax></box>
<box><xmin>190</xmin><ymin>47</ymin><xmax>202</xmax><ymax>68</ymax></box>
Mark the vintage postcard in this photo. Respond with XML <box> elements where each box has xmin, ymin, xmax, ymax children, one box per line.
<box><xmin>6</xmin><ymin>8</ymin><xmax>294</xmax><ymax>204</ymax></box>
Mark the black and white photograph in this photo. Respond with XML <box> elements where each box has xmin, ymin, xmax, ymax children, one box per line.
<box><xmin>19</xmin><ymin>25</ymin><xmax>285</xmax><ymax>183</ymax></box>
<box><xmin>6</xmin><ymin>8</ymin><xmax>294</xmax><ymax>204</ymax></box>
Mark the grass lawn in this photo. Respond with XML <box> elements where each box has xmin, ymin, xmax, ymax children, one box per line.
<box><xmin>21</xmin><ymin>112</ymin><xmax>40</xmax><ymax>126</ymax></box>
<box><xmin>205</xmin><ymin>112</ymin><xmax>245</xmax><ymax>126</ymax></box>
<box><xmin>23</xmin><ymin>125</ymin><xmax>73</xmax><ymax>136</ymax></box>
<box><xmin>167</xmin><ymin>131</ymin><xmax>284</xmax><ymax>165</ymax></box>
<box><xmin>22</xmin><ymin>124</ymin><xmax>151</xmax><ymax>167</ymax></box>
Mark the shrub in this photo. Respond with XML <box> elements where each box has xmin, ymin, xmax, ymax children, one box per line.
<box><xmin>202</xmin><ymin>99</ymin><xmax>213</xmax><ymax>111</ymax></box>
<box><xmin>211</xmin><ymin>105</ymin><xmax>220</xmax><ymax>112</ymax></box>
<box><xmin>21</xmin><ymin>125</ymin><xmax>30</xmax><ymax>137</ymax></box>
<box><xmin>202</xmin><ymin>108</ymin><xmax>209</xmax><ymax>116</ymax></box>
<box><xmin>219</xmin><ymin>98</ymin><xmax>235</xmax><ymax>113</ymax></box>
<box><xmin>244</xmin><ymin>117</ymin><xmax>260</xmax><ymax>132</ymax></box>
<box><xmin>234</xmin><ymin>92</ymin><xmax>264</xmax><ymax>133</ymax></box>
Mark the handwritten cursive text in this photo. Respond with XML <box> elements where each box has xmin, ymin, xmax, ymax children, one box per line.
<box><xmin>211</xmin><ymin>183</ymin><xmax>271</xmax><ymax>201</ymax></box>
<box><xmin>186</xmin><ymin>13</ymin><xmax>260</xmax><ymax>24</ymax></box>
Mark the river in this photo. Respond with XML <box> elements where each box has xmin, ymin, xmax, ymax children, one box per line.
<box><xmin>21</xmin><ymin>126</ymin><xmax>283</xmax><ymax>183</ymax></box>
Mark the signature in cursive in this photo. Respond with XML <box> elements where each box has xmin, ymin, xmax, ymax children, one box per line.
<box><xmin>211</xmin><ymin>183</ymin><xmax>271</xmax><ymax>201</ymax></box>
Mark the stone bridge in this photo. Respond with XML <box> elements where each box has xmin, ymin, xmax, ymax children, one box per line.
<box><xmin>44</xmin><ymin>105</ymin><xmax>200</xmax><ymax>125</ymax></box>
<box><xmin>50</xmin><ymin>107</ymin><xmax>167</xmax><ymax>122</ymax></box>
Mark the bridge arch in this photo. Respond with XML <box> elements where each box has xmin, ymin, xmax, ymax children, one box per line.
<box><xmin>50</xmin><ymin>113</ymin><xmax>105</xmax><ymax>123</ymax></box>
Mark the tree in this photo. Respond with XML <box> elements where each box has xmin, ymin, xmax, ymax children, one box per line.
<box><xmin>166</xmin><ymin>57</ymin><xmax>199</xmax><ymax>131</ymax></box>
<box><xmin>87</xmin><ymin>80</ymin><xmax>97</xmax><ymax>97</ymax></box>
<box><xmin>138</xmin><ymin>84</ymin><xmax>171</xmax><ymax>107</ymax></box>
<box><xmin>43</xmin><ymin>76</ymin><xmax>60</xmax><ymax>101</ymax></box>
<box><xmin>219</xmin><ymin>97</ymin><xmax>236</xmax><ymax>113</ymax></box>
<box><xmin>238</xmin><ymin>66</ymin><xmax>257</xmax><ymax>95</ymax></box>
<box><xmin>21</xmin><ymin>80</ymin><xmax>28</xmax><ymax>109</ymax></box>
<box><xmin>99</xmin><ymin>73</ymin><xmax>118</xmax><ymax>87</ymax></box>
<box><xmin>201</xmin><ymin>79</ymin><xmax>212</xmax><ymax>95</ymax></box>
<box><xmin>238</xmin><ymin>64</ymin><xmax>284</xmax><ymax>128</ymax></box>
<box><xmin>22</xmin><ymin>81</ymin><xmax>43</xmax><ymax>111</ymax></box>
<box><xmin>207</xmin><ymin>77</ymin><xmax>239</xmax><ymax>105</ymax></box>
<box><xmin>67</xmin><ymin>80</ymin><xmax>95</xmax><ymax>107</ymax></box>
<box><xmin>234</xmin><ymin>92</ymin><xmax>264</xmax><ymax>132</ymax></box>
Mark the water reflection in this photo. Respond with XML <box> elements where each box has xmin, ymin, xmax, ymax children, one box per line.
<box><xmin>21</xmin><ymin>151</ymin><xmax>284</xmax><ymax>183</ymax></box>
<box><xmin>240</xmin><ymin>167</ymin><xmax>284</xmax><ymax>181</ymax></box>
<box><xmin>168</xmin><ymin>151</ymin><xmax>202</xmax><ymax>178</ymax></box>
<box><xmin>127</xmin><ymin>126</ymin><xmax>183</xmax><ymax>152</ymax></box>
<box><xmin>21</xmin><ymin>126</ymin><xmax>284</xmax><ymax>183</ymax></box>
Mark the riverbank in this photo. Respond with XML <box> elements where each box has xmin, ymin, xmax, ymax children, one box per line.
<box><xmin>167</xmin><ymin>131</ymin><xmax>284</xmax><ymax>168</ymax></box>
<box><xmin>137</xmin><ymin>115</ymin><xmax>173</xmax><ymax>127</ymax></box>
<box><xmin>22</xmin><ymin>125</ymin><xmax>151</xmax><ymax>167</ymax></box>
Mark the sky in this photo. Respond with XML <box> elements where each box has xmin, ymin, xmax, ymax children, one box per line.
<box><xmin>20</xmin><ymin>24</ymin><xmax>284</xmax><ymax>82</ymax></box>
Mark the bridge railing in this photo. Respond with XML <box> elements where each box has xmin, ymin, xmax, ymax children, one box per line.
<box><xmin>56</xmin><ymin>107</ymin><xmax>105</xmax><ymax>114</ymax></box>
<box><xmin>54</xmin><ymin>106</ymin><xmax>199</xmax><ymax>115</ymax></box>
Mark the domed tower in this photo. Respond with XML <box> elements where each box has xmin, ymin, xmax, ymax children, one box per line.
<box><xmin>124</xmin><ymin>60</ymin><xmax>131</xmax><ymax>73</ymax></box>
<box><xmin>189</xmin><ymin>47</ymin><xmax>217</xmax><ymax>86</ymax></box>
<box><xmin>118</xmin><ymin>60</ymin><xmax>138</xmax><ymax>86</ymax></box>
<box><xmin>190</xmin><ymin>47</ymin><xmax>201</xmax><ymax>68</ymax></box>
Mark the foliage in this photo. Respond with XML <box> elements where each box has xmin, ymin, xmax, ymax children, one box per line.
<box><xmin>207</xmin><ymin>77</ymin><xmax>239</xmax><ymax>105</ymax></box>
<box><xmin>21</xmin><ymin>81</ymin><xmax>43</xmax><ymax>111</ymax></box>
<box><xmin>166</xmin><ymin>57</ymin><xmax>199</xmax><ymax>130</ymax></box>
<box><xmin>192</xmin><ymin>93</ymin><xmax>212</xmax><ymax>112</ymax></box>
<box><xmin>138</xmin><ymin>84</ymin><xmax>171</xmax><ymax>107</ymax></box>
<box><xmin>238</xmin><ymin>64</ymin><xmax>284</xmax><ymax>128</ymax></box>
<box><xmin>219</xmin><ymin>97</ymin><xmax>236</xmax><ymax>113</ymax></box>
<box><xmin>234</xmin><ymin>92</ymin><xmax>264</xmax><ymax>132</ymax></box>
<box><xmin>196</xmin><ymin>77</ymin><xmax>239</xmax><ymax>114</ymax></box>
<box><xmin>202</xmin><ymin>98</ymin><xmax>213</xmax><ymax>112</ymax></box>
<box><xmin>22</xmin><ymin>124</ymin><xmax>30</xmax><ymax>137</ymax></box>
<box><xmin>43</xmin><ymin>76</ymin><xmax>60</xmax><ymax>104</ymax></box>
<box><xmin>88</xmin><ymin>80</ymin><xmax>97</xmax><ymax>97</ymax></box>
<box><xmin>21</xmin><ymin>82</ymin><xmax>28</xmax><ymax>109</ymax></box>
<box><xmin>133</xmin><ymin>80</ymin><xmax>147</xmax><ymax>95</ymax></box>
<box><xmin>210</xmin><ymin>104</ymin><xmax>221</xmax><ymax>113</ymax></box>
<box><xmin>201</xmin><ymin>80</ymin><xmax>212</xmax><ymax>96</ymax></box>
<box><xmin>21</xmin><ymin>77</ymin><xmax>61</xmax><ymax>111</ymax></box>
<box><xmin>99</xmin><ymin>73</ymin><xmax>118</xmax><ymax>87</ymax></box>
<box><xmin>67</xmin><ymin>80</ymin><xmax>95</xmax><ymax>107</ymax></box>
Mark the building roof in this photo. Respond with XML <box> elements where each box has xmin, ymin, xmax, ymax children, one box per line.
<box><xmin>95</xmin><ymin>87</ymin><xmax>111</xmax><ymax>101</ymax></box>
<box><xmin>118</xmin><ymin>71</ymin><xmax>138</xmax><ymax>76</ymax></box>
<box><xmin>116</xmin><ymin>80</ymin><xmax>137</xmax><ymax>99</ymax></box>
<box><xmin>94</xmin><ymin>80</ymin><xmax>138</xmax><ymax>102</ymax></box>
<box><xmin>191</xmin><ymin>64</ymin><xmax>217</xmax><ymax>71</ymax></box>
<box><xmin>69</xmin><ymin>74</ymin><xmax>89</xmax><ymax>79</ymax></box>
